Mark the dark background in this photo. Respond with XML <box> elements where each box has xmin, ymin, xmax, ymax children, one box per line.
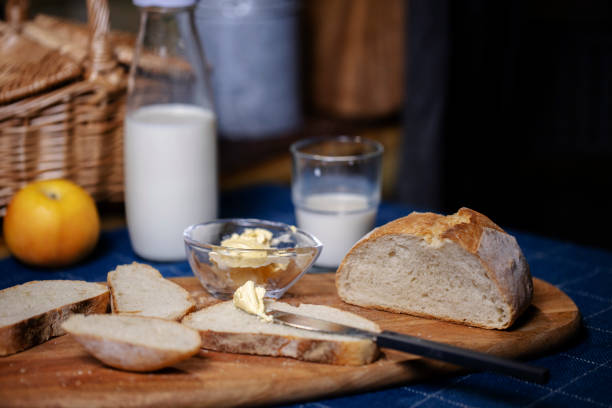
<box><xmin>400</xmin><ymin>0</ymin><xmax>612</xmax><ymax>250</ymax></box>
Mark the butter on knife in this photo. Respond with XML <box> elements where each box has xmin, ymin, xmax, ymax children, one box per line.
<box><xmin>232</xmin><ymin>280</ymin><xmax>273</xmax><ymax>322</ymax></box>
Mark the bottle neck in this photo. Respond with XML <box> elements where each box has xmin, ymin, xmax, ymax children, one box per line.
<box><xmin>137</xmin><ymin>6</ymin><xmax>197</xmax><ymax>48</ymax></box>
<box><xmin>128</xmin><ymin>5</ymin><xmax>214</xmax><ymax>113</ymax></box>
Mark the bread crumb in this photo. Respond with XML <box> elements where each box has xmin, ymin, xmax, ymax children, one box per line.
<box><xmin>19</xmin><ymin>368</ymin><xmax>26</xmax><ymax>373</ymax></box>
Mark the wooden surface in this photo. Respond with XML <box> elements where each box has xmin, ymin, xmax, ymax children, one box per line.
<box><xmin>0</xmin><ymin>274</ymin><xmax>580</xmax><ymax>408</ymax></box>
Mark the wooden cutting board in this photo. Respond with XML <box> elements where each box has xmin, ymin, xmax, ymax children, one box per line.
<box><xmin>0</xmin><ymin>274</ymin><xmax>580</xmax><ymax>408</ymax></box>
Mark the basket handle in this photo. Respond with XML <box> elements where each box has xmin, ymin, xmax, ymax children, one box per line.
<box><xmin>86</xmin><ymin>0</ymin><xmax>117</xmax><ymax>79</ymax></box>
<box><xmin>5</xmin><ymin>0</ymin><xmax>28</xmax><ymax>31</ymax></box>
<box><xmin>4</xmin><ymin>0</ymin><xmax>119</xmax><ymax>80</ymax></box>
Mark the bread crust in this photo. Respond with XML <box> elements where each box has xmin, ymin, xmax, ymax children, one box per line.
<box><xmin>0</xmin><ymin>282</ymin><xmax>109</xmax><ymax>356</ymax></box>
<box><xmin>336</xmin><ymin>208</ymin><xmax>533</xmax><ymax>330</ymax></box>
<box><xmin>182</xmin><ymin>301</ymin><xmax>380</xmax><ymax>366</ymax></box>
<box><xmin>197</xmin><ymin>330</ymin><xmax>379</xmax><ymax>366</ymax></box>
<box><xmin>359</xmin><ymin>208</ymin><xmax>503</xmax><ymax>251</ymax></box>
<box><xmin>68</xmin><ymin>332</ymin><xmax>200</xmax><ymax>372</ymax></box>
<box><xmin>63</xmin><ymin>314</ymin><xmax>201</xmax><ymax>371</ymax></box>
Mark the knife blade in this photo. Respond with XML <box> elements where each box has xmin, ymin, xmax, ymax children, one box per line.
<box><xmin>267</xmin><ymin>309</ymin><xmax>549</xmax><ymax>384</ymax></box>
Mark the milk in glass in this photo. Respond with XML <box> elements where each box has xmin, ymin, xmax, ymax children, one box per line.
<box><xmin>295</xmin><ymin>192</ymin><xmax>376</xmax><ymax>268</ymax></box>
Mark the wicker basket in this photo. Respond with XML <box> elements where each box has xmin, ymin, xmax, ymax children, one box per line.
<box><xmin>0</xmin><ymin>0</ymin><xmax>128</xmax><ymax>215</ymax></box>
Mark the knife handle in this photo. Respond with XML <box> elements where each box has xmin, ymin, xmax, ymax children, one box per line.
<box><xmin>376</xmin><ymin>330</ymin><xmax>549</xmax><ymax>384</ymax></box>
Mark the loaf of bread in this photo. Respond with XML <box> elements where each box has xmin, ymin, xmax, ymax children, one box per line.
<box><xmin>0</xmin><ymin>280</ymin><xmax>109</xmax><ymax>356</ymax></box>
<box><xmin>336</xmin><ymin>208</ymin><xmax>533</xmax><ymax>329</ymax></box>
<box><xmin>62</xmin><ymin>314</ymin><xmax>202</xmax><ymax>371</ymax></box>
<box><xmin>182</xmin><ymin>301</ymin><xmax>380</xmax><ymax>365</ymax></box>
<box><xmin>108</xmin><ymin>262</ymin><xmax>195</xmax><ymax>320</ymax></box>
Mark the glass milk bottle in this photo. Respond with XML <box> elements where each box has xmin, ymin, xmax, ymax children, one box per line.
<box><xmin>125</xmin><ymin>0</ymin><xmax>217</xmax><ymax>261</ymax></box>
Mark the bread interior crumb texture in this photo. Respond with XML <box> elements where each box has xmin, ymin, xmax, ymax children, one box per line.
<box><xmin>109</xmin><ymin>263</ymin><xmax>193</xmax><ymax>320</ymax></box>
<box><xmin>339</xmin><ymin>235</ymin><xmax>511</xmax><ymax>327</ymax></box>
<box><xmin>0</xmin><ymin>281</ymin><xmax>107</xmax><ymax>326</ymax></box>
<box><xmin>184</xmin><ymin>301</ymin><xmax>380</xmax><ymax>341</ymax></box>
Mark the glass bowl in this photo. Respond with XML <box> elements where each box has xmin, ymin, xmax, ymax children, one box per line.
<box><xmin>184</xmin><ymin>218</ymin><xmax>322</xmax><ymax>299</ymax></box>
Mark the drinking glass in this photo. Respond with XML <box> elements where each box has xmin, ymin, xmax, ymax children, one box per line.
<box><xmin>290</xmin><ymin>136</ymin><xmax>383</xmax><ymax>268</ymax></box>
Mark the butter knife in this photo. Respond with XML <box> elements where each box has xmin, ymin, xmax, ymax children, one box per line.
<box><xmin>268</xmin><ymin>310</ymin><xmax>549</xmax><ymax>384</ymax></box>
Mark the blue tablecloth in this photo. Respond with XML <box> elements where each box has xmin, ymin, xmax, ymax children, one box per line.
<box><xmin>1</xmin><ymin>185</ymin><xmax>610</xmax><ymax>408</ymax></box>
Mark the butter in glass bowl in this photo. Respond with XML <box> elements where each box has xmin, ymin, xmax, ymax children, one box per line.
<box><xmin>183</xmin><ymin>219</ymin><xmax>322</xmax><ymax>300</ymax></box>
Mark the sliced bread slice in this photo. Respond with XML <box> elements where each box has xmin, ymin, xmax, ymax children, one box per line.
<box><xmin>336</xmin><ymin>208</ymin><xmax>533</xmax><ymax>329</ymax></box>
<box><xmin>107</xmin><ymin>262</ymin><xmax>195</xmax><ymax>320</ymax></box>
<box><xmin>62</xmin><ymin>314</ymin><xmax>202</xmax><ymax>372</ymax></box>
<box><xmin>182</xmin><ymin>301</ymin><xmax>380</xmax><ymax>366</ymax></box>
<box><xmin>0</xmin><ymin>280</ymin><xmax>109</xmax><ymax>356</ymax></box>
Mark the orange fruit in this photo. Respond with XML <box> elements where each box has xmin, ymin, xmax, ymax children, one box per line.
<box><xmin>3</xmin><ymin>179</ymin><xmax>100</xmax><ymax>267</ymax></box>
